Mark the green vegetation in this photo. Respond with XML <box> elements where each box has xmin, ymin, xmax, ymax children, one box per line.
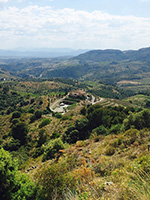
<box><xmin>11</xmin><ymin>122</ymin><xmax>28</xmax><ymax>145</ymax></box>
<box><xmin>0</xmin><ymin>78</ymin><xmax>150</xmax><ymax>200</ymax></box>
<box><xmin>30</xmin><ymin>110</ymin><xmax>42</xmax><ymax>123</ymax></box>
<box><xmin>0</xmin><ymin>148</ymin><xmax>36</xmax><ymax>200</ymax></box>
<box><xmin>38</xmin><ymin>118</ymin><xmax>51</xmax><ymax>128</ymax></box>
<box><xmin>42</xmin><ymin>138</ymin><xmax>65</xmax><ymax>162</ymax></box>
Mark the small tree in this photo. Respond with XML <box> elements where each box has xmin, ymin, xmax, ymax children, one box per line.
<box><xmin>11</xmin><ymin>111</ymin><xmax>21</xmax><ymax>119</ymax></box>
<box><xmin>30</xmin><ymin>110</ymin><xmax>42</xmax><ymax>123</ymax></box>
<box><xmin>37</xmin><ymin>129</ymin><xmax>47</xmax><ymax>147</ymax></box>
<box><xmin>11</xmin><ymin>122</ymin><xmax>28</xmax><ymax>145</ymax></box>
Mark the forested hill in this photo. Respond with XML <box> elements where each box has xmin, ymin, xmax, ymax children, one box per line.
<box><xmin>73</xmin><ymin>47</ymin><xmax>150</xmax><ymax>62</ymax></box>
<box><xmin>73</xmin><ymin>49</ymin><xmax>125</xmax><ymax>62</ymax></box>
<box><xmin>1</xmin><ymin>47</ymin><xmax>150</xmax><ymax>87</ymax></box>
<box><xmin>42</xmin><ymin>47</ymin><xmax>150</xmax><ymax>84</ymax></box>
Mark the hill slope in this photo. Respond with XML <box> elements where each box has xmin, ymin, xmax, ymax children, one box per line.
<box><xmin>1</xmin><ymin>47</ymin><xmax>150</xmax><ymax>92</ymax></box>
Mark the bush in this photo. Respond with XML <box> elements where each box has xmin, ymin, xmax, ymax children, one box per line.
<box><xmin>39</xmin><ymin>118</ymin><xmax>51</xmax><ymax>128</ymax></box>
<box><xmin>30</xmin><ymin>110</ymin><xmax>42</xmax><ymax>123</ymax></box>
<box><xmin>122</xmin><ymin>109</ymin><xmax>150</xmax><ymax>131</ymax></box>
<box><xmin>27</xmin><ymin>108</ymin><xmax>35</xmax><ymax>113</ymax></box>
<box><xmin>122</xmin><ymin>129</ymin><xmax>138</xmax><ymax>146</ymax></box>
<box><xmin>37</xmin><ymin>129</ymin><xmax>47</xmax><ymax>147</ymax></box>
<box><xmin>60</xmin><ymin>115</ymin><xmax>71</xmax><ymax>121</ymax></box>
<box><xmin>42</xmin><ymin>109</ymin><xmax>51</xmax><ymax>114</ymax></box>
<box><xmin>11</xmin><ymin>118</ymin><xmax>19</xmax><ymax>125</ymax></box>
<box><xmin>30</xmin><ymin>115</ymin><xmax>36</xmax><ymax>123</ymax></box>
<box><xmin>3</xmin><ymin>138</ymin><xmax>21</xmax><ymax>151</ymax></box>
<box><xmin>62</xmin><ymin>118</ymin><xmax>89</xmax><ymax>144</ymax></box>
<box><xmin>36</xmin><ymin>160</ymin><xmax>76</xmax><ymax>200</ymax></box>
<box><xmin>50</xmin><ymin>132</ymin><xmax>61</xmax><ymax>139</ymax></box>
<box><xmin>54</xmin><ymin>113</ymin><xmax>62</xmax><ymax>119</ymax></box>
<box><xmin>11</xmin><ymin>111</ymin><xmax>21</xmax><ymax>119</ymax></box>
<box><xmin>32</xmin><ymin>147</ymin><xmax>43</xmax><ymax>158</ymax></box>
<box><xmin>11</xmin><ymin>122</ymin><xmax>28</xmax><ymax>145</ymax></box>
<box><xmin>75</xmin><ymin>118</ymin><xmax>89</xmax><ymax>131</ymax></box>
<box><xmin>42</xmin><ymin>138</ymin><xmax>65</xmax><ymax>162</ymax></box>
<box><xmin>30</xmin><ymin>98</ymin><xmax>35</xmax><ymax>104</ymax></box>
<box><xmin>0</xmin><ymin>148</ymin><xmax>37</xmax><ymax>200</ymax></box>
<box><xmin>62</xmin><ymin>126</ymin><xmax>79</xmax><ymax>144</ymax></box>
<box><xmin>92</xmin><ymin>125</ymin><xmax>108</xmax><ymax>136</ymax></box>
<box><xmin>35</xmin><ymin>110</ymin><xmax>42</xmax><ymax>119</ymax></box>
<box><xmin>80</xmin><ymin>107</ymin><xmax>86</xmax><ymax>115</ymax></box>
<box><xmin>108</xmin><ymin>124</ymin><xmax>121</xmax><ymax>134</ymax></box>
<box><xmin>105</xmin><ymin>146</ymin><xmax>115</xmax><ymax>156</ymax></box>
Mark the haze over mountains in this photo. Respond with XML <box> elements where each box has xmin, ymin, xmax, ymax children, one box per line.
<box><xmin>1</xmin><ymin>47</ymin><xmax>150</xmax><ymax>86</ymax></box>
<box><xmin>0</xmin><ymin>48</ymin><xmax>88</xmax><ymax>58</ymax></box>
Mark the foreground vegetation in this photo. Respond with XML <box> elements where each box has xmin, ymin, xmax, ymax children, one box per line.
<box><xmin>0</xmin><ymin>79</ymin><xmax>150</xmax><ymax>200</ymax></box>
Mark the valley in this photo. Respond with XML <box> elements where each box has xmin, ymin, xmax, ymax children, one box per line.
<box><xmin>0</xmin><ymin>48</ymin><xmax>150</xmax><ymax>200</ymax></box>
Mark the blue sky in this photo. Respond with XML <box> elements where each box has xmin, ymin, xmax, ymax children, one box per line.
<box><xmin>0</xmin><ymin>0</ymin><xmax>150</xmax><ymax>50</ymax></box>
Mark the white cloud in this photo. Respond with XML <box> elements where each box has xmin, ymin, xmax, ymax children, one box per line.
<box><xmin>0</xmin><ymin>0</ymin><xmax>8</xmax><ymax>2</ymax></box>
<box><xmin>0</xmin><ymin>5</ymin><xmax>150</xmax><ymax>49</ymax></box>
<box><xmin>140</xmin><ymin>0</ymin><xmax>150</xmax><ymax>2</ymax></box>
<box><xmin>17</xmin><ymin>0</ymin><xmax>24</xmax><ymax>2</ymax></box>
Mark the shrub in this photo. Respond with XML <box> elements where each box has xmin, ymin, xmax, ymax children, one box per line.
<box><xmin>123</xmin><ymin>129</ymin><xmax>138</xmax><ymax>146</ymax></box>
<box><xmin>11</xmin><ymin>118</ymin><xmax>19</xmax><ymax>125</ymax></box>
<box><xmin>0</xmin><ymin>139</ymin><xmax>3</xmax><ymax>145</ymax></box>
<box><xmin>0</xmin><ymin>148</ymin><xmax>37</xmax><ymax>200</ymax></box>
<box><xmin>122</xmin><ymin>109</ymin><xmax>150</xmax><ymax>131</ymax></box>
<box><xmin>30</xmin><ymin>110</ymin><xmax>42</xmax><ymax>123</ymax></box>
<box><xmin>62</xmin><ymin>127</ymin><xmax>79</xmax><ymax>144</ymax></box>
<box><xmin>80</xmin><ymin>107</ymin><xmax>86</xmax><ymax>115</ymax></box>
<box><xmin>37</xmin><ymin>129</ymin><xmax>47</xmax><ymax>147</ymax></box>
<box><xmin>92</xmin><ymin>125</ymin><xmax>108</xmax><ymax>136</ymax></box>
<box><xmin>27</xmin><ymin>108</ymin><xmax>35</xmax><ymax>113</ymax></box>
<box><xmin>11</xmin><ymin>122</ymin><xmax>28</xmax><ymax>145</ymax></box>
<box><xmin>50</xmin><ymin>132</ymin><xmax>61</xmax><ymax>139</ymax></box>
<box><xmin>32</xmin><ymin>147</ymin><xmax>43</xmax><ymax>158</ymax></box>
<box><xmin>39</xmin><ymin>118</ymin><xmax>51</xmax><ymax>128</ymax></box>
<box><xmin>30</xmin><ymin>115</ymin><xmax>36</xmax><ymax>123</ymax></box>
<box><xmin>3</xmin><ymin>138</ymin><xmax>21</xmax><ymax>151</ymax></box>
<box><xmin>75</xmin><ymin>118</ymin><xmax>89</xmax><ymax>131</ymax></box>
<box><xmin>54</xmin><ymin>113</ymin><xmax>62</xmax><ymax>119</ymax></box>
<box><xmin>108</xmin><ymin>124</ymin><xmax>121</xmax><ymax>135</ymax></box>
<box><xmin>42</xmin><ymin>138</ymin><xmax>65</xmax><ymax>162</ymax></box>
<box><xmin>60</xmin><ymin>115</ymin><xmax>71</xmax><ymax>121</ymax></box>
<box><xmin>39</xmin><ymin>100</ymin><xmax>43</xmax><ymax>105</ymax></box>
<box><xmin>30</xmin><ymin>98</ymin><xmax>35</xmax><ymax>104</ymax></box>
<box><xmin>36</xmin><ymin>160</ymin><xmax>76</xmax><ymax>200</ymax></box>
<box><xmin>42</xmin><ymin>109</ymin><xmax>51</xmax><ymax>114</ymax></box>
<box><xmin>35</xmin><ymin>110</ymin><xmax>42</xmax><ymax>119</ymax></box>
<box><xmin>11</xmin><ymin>111</ymin><xmax>21</xmax><ymax>119</ymax></box>
<box><xmin>62</xmin><ymin>118</ymin><xmax>89</xmax><ymax>144</ymax></box>
<box><xmin>134</xmin><ymin>154</ymin><xmax>150</xmax><ymax>173</ymax></box>
<box><xmin>105</xmin><ymin>146</ymin><xmax>115</xmax><ymax>156</ymax></box>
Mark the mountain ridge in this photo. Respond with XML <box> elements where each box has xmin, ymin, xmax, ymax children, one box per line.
<box><xmin>1</xmin><ymin>47</ymin><xmax>150</xmax><ymax>88</ymax></box>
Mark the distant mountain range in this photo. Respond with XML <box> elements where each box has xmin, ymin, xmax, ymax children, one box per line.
<box><xmin>0</xmin><ymin>48</ymin><xmax>89</xmax><ymax>58</ymax></box>
<box><xmin>1</xmin><ymin>47</ymin><xmax>150</xmax><ymax>86</ymax></box>
<box><xmin>39</xmin><ymin>47</ymin><xmax>150</xmax><ymax>83</ymax></box>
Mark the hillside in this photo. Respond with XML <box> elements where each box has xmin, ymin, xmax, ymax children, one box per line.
<box><xmin>0</xmin><ymin>79</ymin><xmax>150</xmax><ymax>200</ymax></box>
<box><xmin>1</xmin><ymin>47</ymin><xmax>150</xmax><ymax>93</ymax></box>
<box><xmin>74</xmin><ymin>47</ymin><xmax>150</xmax><ymax>62</ymax></box>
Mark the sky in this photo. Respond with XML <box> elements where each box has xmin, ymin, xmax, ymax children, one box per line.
<box><xmin>0</xmin><ymin>0</ymin><xmax>150</xmax><ymax>50</ymax></box>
